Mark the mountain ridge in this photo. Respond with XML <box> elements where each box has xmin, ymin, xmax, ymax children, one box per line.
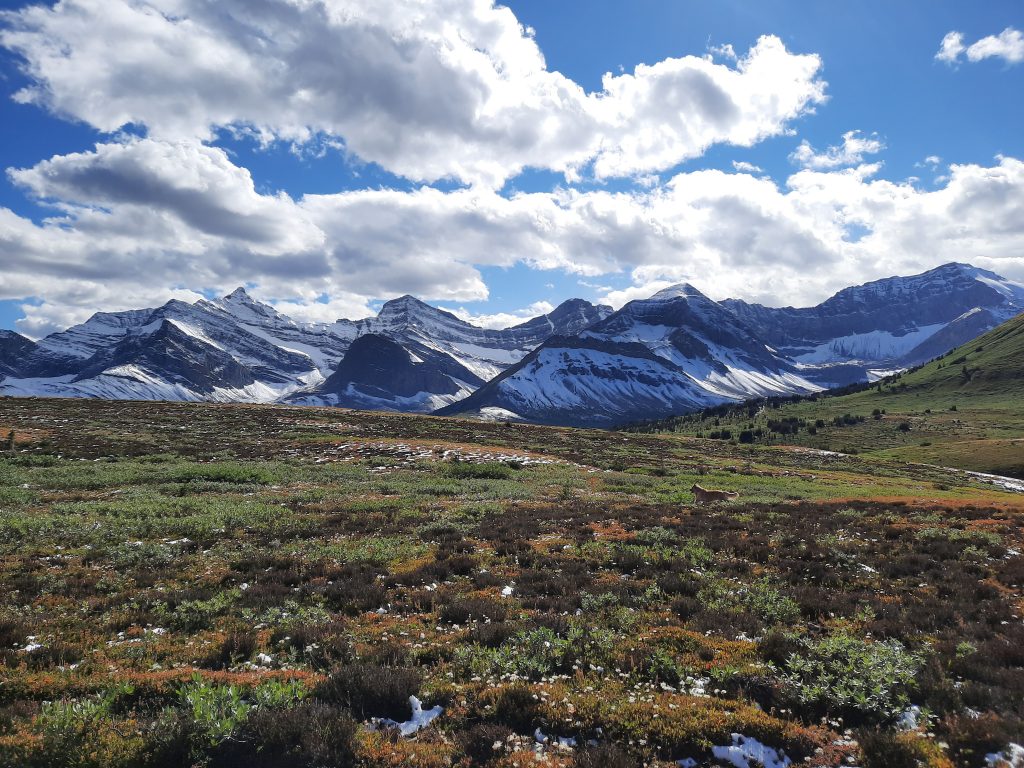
<box><xmin>2</xmin><ymin>263</ymin><xmax>1021</xmax><ymax>425</ymax></box>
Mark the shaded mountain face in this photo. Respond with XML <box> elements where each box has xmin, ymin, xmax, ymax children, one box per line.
<box><xmin>722</xmin><ymin>263</ymin><xmax>1024</xmax><ymax>384</ymax></box>
<box><xmin>287</xmin><ymin>334</ymin><xmax>483</xmax><ymax>412</ymax></box>
<box><xmin>72</xmin><ymin>320</ymin><xmax>257</xmax><ymax>392</ymax></box>
<box><xmin>438</xmin><ymin>285</ymin><xmax>820</xmax><ymax>427</ymax></box>
<box><xmin>1</xmin><ymin>320</ymin><xmax>265</xmax><ymax>402</ymax></box>
<box><xmin>0</xmin><ymin>331</ymin><xmax>36</xmax><ymax>379</ymax></box>
<box><xmin>282</xmin><ymin>296</ymin><xmax>612</xmax><ymax>409</ymax></box>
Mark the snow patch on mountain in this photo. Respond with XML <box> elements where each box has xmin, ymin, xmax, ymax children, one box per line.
<box><xmin>793</xmin><ymin>323</ymin><xmax>946</xmax><ymax>364</ymax></box>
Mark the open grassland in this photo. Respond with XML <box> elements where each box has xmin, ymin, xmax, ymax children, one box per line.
<box><xmin>636</xmin><ymin>314</ymin><xmax>1024</xmax><ymax>479</ymax></box>
<box><xmin>1</xmin><ymin>397</ymin><xmax>1023</xmax><ymax>767</ymax></box>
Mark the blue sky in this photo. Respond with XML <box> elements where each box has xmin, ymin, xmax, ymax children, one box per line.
<box><xmin>0</xmin><ymin>0</ymin><xmax>1022</xmax><ymax>336</ymax></box>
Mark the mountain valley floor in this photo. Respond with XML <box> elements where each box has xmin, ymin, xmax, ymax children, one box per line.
<box><xmin>0</xmin><ymin>397</ymin><xmax>1022</xmax><ymax>767</ymax></box>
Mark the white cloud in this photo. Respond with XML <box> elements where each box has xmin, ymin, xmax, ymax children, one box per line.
<box><xmin>966</xmin><ymin>27</ymin><xmax>1024</xmax><ymax>63</ymax></box>
<box><xmin>264</xmin><ymin>294</ymin><xmax>375</xmax><ymax>325</ymax></box>
<box><xmin>449</xmin><ymin>300</ymin><xmax>556</xmax><ymax>329</ymax></box>
<box><xmin>708</xmin><ymin>43</ymin><xmax>737</xmax><ymax>61</ymax></box>
<box><xmin>789</xmin><ymin>130</ymin><xmax>885</xmax><ymax>170</ymax></box>
<box><xmin>9</xmin><ymin>137</ymin><xmax>322</xmax><ymax>254</ymax></box>
<box><xmin>937</xmin><ymin>27</ymin><xmax>1024</xmax><ymax>65</ymax></box>
<box><xmin>935</xmin><ymin>31</ymin><xmax>966</xmax><ymax>63</ymax></box>
<box><xmin>732</xmin><ymin>160</ymin><xmax>764</xmax><ymax>173</ymax></box>
<box><xmin>3</xmin><ymin>134</ymin><xmax>1024</xmax><ymax>336</ymax></box>
<box><xmin>0</xmin><ymin>1</ymin><xmax>825</xmax><ymax>187</ymax></box>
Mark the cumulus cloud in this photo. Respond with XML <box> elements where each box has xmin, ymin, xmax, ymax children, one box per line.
<box><xmin>732</xmin><ymin>160</ymin><xmax>764</xmax><ymax>173</ymax></box>
<box><xmin>935</xmin><ymin>31</ymin><xmax>966</xmax><ymax>64</ymax></box>
<box><xmin>789</xmin><ymin>130</ymin><xmax>885</xmax><ymax>170</ymax></box>
<box><xmin>449</xmin><ymin>301</ymin><xmax>556</xmax><ymax>329</ymax></box>
<box><xmin>936</xmin><ymin>27</ymin><xmax>1024</xmax><ymax>65</ymax></box>
<box><xmin>3</xmin><ymin>136</ymin><xmax>1024</xmax><ymax>335</ymax></box>
<box><xmin>9</xmin><ymin>138</ymin><xmax>322</xmax><ymax>253</ymax></box>
<box><xmin>0</xmin><ymin>0</ymin><xmax>825</xmax><ymax>186</ymax></box>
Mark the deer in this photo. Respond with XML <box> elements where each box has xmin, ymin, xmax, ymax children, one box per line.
<box><xmin>690</xmin><ymin>483</ymin><xmax>739</xmax><ymax>504</ymax></box>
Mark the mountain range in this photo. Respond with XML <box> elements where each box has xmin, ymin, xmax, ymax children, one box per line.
<box><xmin>1</xmin><ymin>262</ymin><xmax>1021</xmax><ymax>427</ymax></box>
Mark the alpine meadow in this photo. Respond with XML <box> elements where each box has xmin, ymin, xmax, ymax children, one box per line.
<box><xmin>1</xmin><ymin>2</ymin><xmax>1024</xmax><ymax>767</ymax></box>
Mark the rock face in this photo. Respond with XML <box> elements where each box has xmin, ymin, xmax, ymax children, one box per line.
<box><xmin>438</xmin><ymin>285</ymin><xmax>820</xmax><ymax>427</ymax></box>
<box><xmin>722</xmin><ymin>263</ymin><xmax>1024</xmax><ymax>384</ymax></box>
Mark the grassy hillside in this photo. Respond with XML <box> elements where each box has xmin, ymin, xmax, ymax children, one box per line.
<box><xmin>0</xmin><ymin>397</ymin><xmax>1022</xmax><ymax>767</ymax></box>
<box><xmin>637</xmin><ymin>313</ymin><xmax>1024</xmax><ymax>478</ymax></box>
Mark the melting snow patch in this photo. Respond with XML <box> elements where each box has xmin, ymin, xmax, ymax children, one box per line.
<box><xmin>710</xmin><ymin>734</ymin><xmax>791</xmax><ymax>768</ymax></box>
<box><xmin>534</xmin><ymin>728</ymin><xmax>577</xmax><ymax>748</ymax></box>
<box><xmin>986</xmin><ymin>743</ymin><xmax>1024</xmax><ymax>767</ymax></box>
<box><xmin>898</xmin><ymin>705</ymin><xmax>921</xmax><ymax>731</ymax></box>
<box><xmin>377</xmin><ymin>696</ymin><xmax>443</xmax><ymax>736</ymax></box>
<box><xmin>501</xmin><ymin>585</ymin><xmax>514</xmax><ymax>597</ymax></box>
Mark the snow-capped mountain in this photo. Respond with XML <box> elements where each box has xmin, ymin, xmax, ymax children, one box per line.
<box><xmin>438</xmin><ymin>284</ymin><xmax>820</xmax><ymax>427</ymax></box>
<box><xmin>2</xmin><ymin>263</ymin><xmax>1020</xmax><ymax>424</ymax></box>
<box><xmin>286</xmin><ymin>296</ymin><xmax>612</xmax><ymax>411</ymax></box>
<box><xmin>0</xmin><ymin>289</ymin><xmax>611</xmax><ymax>409</ymax></box>
<box><xmin>722</xmin><ymin>263</ymin><xmax>1024</xmax><ymax>385</ymax></box>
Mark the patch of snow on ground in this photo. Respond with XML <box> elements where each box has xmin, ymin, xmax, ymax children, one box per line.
<box><xmin>710</xmin><ymin>734</ymin><xmax>791</xmax><ymax>768</ymax></box>
<box><xmin>377</xmin><ymin>696</ymin><xmax>443</xmax><ymax>736</ymax></box>
<box><xmin>477</xmin><ymin>407</ymin><xmax>524</xmax><ymax>422</ymax></box>
<box><xmin>964</xmin><ymin>470</ymin><xmax>1024</xmax><ymax>494</ymax></box>
<box><xmin>897</xmin><ymin>705</ymin><xmax>921</xmax><ymax>730</ymax></box>
<box><xmin>986</xmin><ymin>742</ymin><xmax>1024</xmax><ymax>767</ymax></box>
<box><xmin>534</xmin><ymin>728</ymin><xmax>577</xmax><ymax>748</ymax></box>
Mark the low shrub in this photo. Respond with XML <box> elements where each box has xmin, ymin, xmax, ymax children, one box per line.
<box><xmin>210</xmin><ymin>701</ymin><xmax>357</xmax><ymax>768</ymax></box>
<box><xmin>445</xmin><ymin>461</ymin><xmax>513</xmax><ymax>480</ymax></box>
<box><xmin>457</xmin><ymin>722</ymin><xmax>514</xmax><ymax>764</ymax></box>
<box><xmin>780</xmin><ymin>632</ymin><xmax>923</xmax><ymax>725</ymax></box>
<box><xmin>574</xmin><ymin>742</ymin><xmax>639</xmax><ymax>768</ymax></box>
<box><xmin>439</xmin><ymin>596</ymin><xmax>509</xmax><ymax>625</ymax></box>
<box><xmin>314</xmin><ymin>663</ymin><xmax>422</xmax><ymax>720</ymax></box>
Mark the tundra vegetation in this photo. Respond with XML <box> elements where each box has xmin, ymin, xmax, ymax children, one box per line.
<box><xmin>0</xmin><ymin>397</ymin><xmax>1022</xmax><ymax>767</ymax></box>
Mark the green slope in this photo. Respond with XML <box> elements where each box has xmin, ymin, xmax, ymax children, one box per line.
<box><xmin>638</xmin><ymin>312</ymin><xmax>1024</xmax><ymax>477</ymax></box>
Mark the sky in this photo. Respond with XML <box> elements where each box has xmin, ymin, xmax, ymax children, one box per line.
<box><xmin>0</xmin><ymin>0</ymin><xmax>1022</xmax><ymax>338</ymax></box>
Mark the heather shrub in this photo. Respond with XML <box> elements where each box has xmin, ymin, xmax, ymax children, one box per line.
<box><xmin>314</xmin><ymin>663</ymin><xmax>422</xmax><ymax>720</ymax></box>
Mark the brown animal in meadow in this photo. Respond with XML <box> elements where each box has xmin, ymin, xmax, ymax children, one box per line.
<box><xmin>690</xmin><ymin>483</ymin><xmax>739</xmax><ymax>504</ymax></box>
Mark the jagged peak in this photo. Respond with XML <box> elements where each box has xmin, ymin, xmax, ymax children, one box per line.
<box><xmin>375</xmin><ymin>295</ymin><xmax>469</xmax><ymax>328</ymax></box>
<box><xmin>208</xmin><ymin>286</ymin><xmax>287</xmax><ymax>322</ymax></box>
<box><xmin>379</xmin><ymin>294</ymin><xmax>434</xmax><ymax>312</ymax></box>
<box><xmin>645</xmin><ymin>283</ymin><xmax>712</xmax><ymax>303</ymax></box>
<box><xmin>224</xmin><ymin>286</ymin><xmax>256</xmax><ymax>302</ymax></box>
